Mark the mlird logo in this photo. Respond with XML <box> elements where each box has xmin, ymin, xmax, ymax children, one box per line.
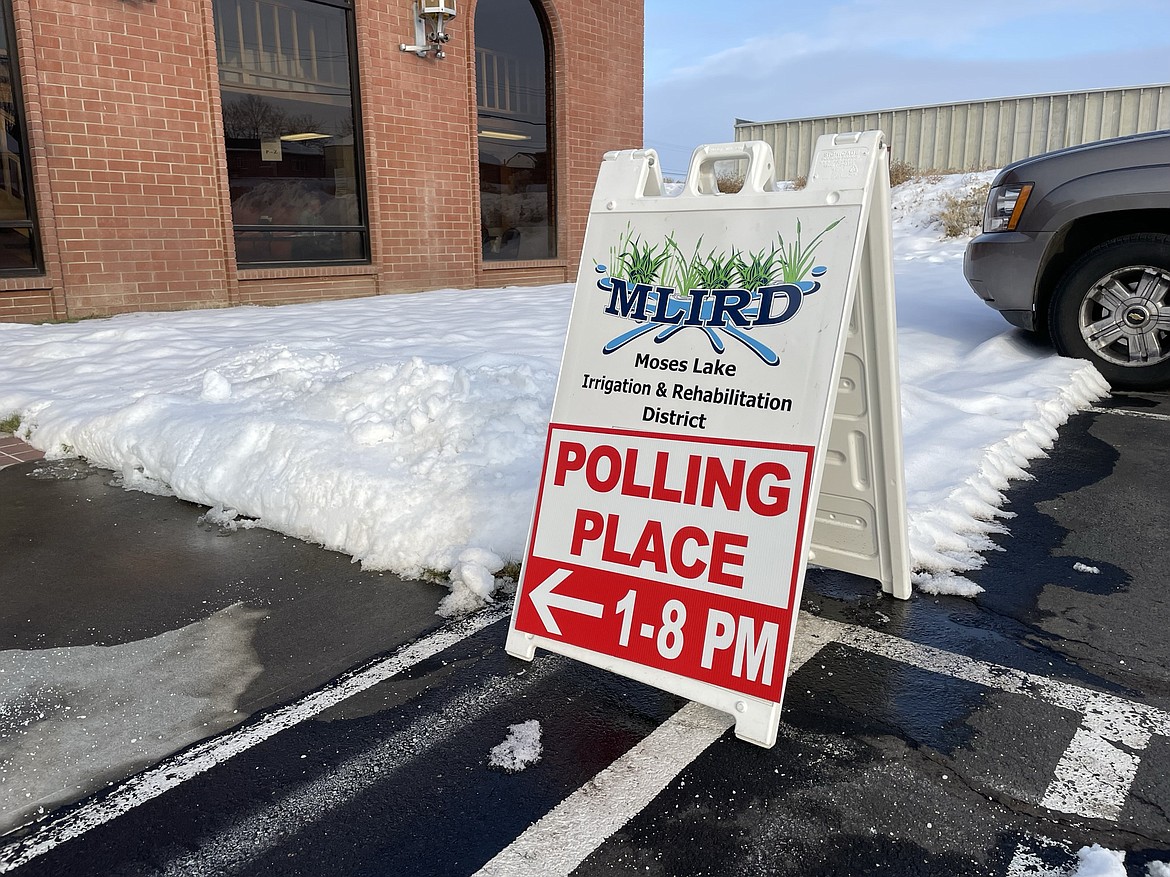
<box><xmin>595</xmin><ymin>219</ymin><xmax>842</xmax><ymax>366</ymax></box>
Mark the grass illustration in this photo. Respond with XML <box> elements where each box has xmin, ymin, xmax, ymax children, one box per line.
<box><xmin>607</xmin><ymin>223</ymin><xmax>672</xmax><ymax>286</ymax></box>
<box><xmin>734</xmin><ymin>243</ymin><xmax>782</xmax><ymax>291</ymax></box>
<box><xmin>605</xmin><ymin>217</ymin><xmax>842</xmax><ymax>294</ymax></box>
<box><xmin>775</xmin><ymin>217</ymin><xmax>843</xmax><ymax>283</ymax></box>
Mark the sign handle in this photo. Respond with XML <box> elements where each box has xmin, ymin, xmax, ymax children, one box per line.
<box><xmin>682</xmin><ymin>141</ymin><xmax>775</xmax><ymax>196</ymax></box>
<box><xmin>595</xmin><ymin>149</ymin><xmax>665</xmax><ymax>202</ymax></box>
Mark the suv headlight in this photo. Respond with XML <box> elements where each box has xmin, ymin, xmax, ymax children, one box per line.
<box><xmin>983</xmin><ymin>183</ymin><xmax>1034</xmax><ymax>232</ymax></box>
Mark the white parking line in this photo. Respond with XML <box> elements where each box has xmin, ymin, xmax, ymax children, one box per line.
<box><xmin>1088</xmin><ymin>406</ymin><xmax>1170</xmax><ymax>422</ymax></box>
<box><xmin>160</xmin><ymin>656</ymin><xmax>563</xmax><ymax>877</ymax></box>
<box><xmin>1005</xmin><ymin>836</ymin><xmax>1075</xmax><ymax>877</ymax></box>
<box><xmin>475</xmin><ymin>701</ymin><xmax>733</xmax><ymax>877</ymax></box>
<box><xmin>473</xmin><ymin>619</ymin><xmax>837</xmax><ymax>877</ymax></box>
<box><xmin>826</xmin><ymin>617</ymin><xmax>1170</xmax><ymax>819</ymax></box>
<box><xmin>1040</xmin><ymin>695</ymin><xmax>1153</xmax><ymax>820</ymax></box>
<box><xmin>0</xmin><ymin>605</ymin><xmax>511</xmax><ymax>874</ymax></box>
<box><xmin>5</xmin><ymin>609</ymin><xmax>1166</xmax><ymax>874</ymax></box>
<box><xmin>477</xmin><ymin>614</ymin><xmax>1170</xmax><ymax>876</ymax></box>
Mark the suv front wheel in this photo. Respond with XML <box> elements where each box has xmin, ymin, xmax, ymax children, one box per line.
<box><xmin>1049</xmin><ymin>233</ymin><xmax>1170</xmax><ymax>390</ymax></box>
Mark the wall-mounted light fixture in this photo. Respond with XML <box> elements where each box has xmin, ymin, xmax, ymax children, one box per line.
<box><xmin>400</xmin><ymin>0</ymin><xmax>456</xmax><ymax>60</ymax></box>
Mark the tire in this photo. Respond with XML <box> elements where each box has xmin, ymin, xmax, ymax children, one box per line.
<box><xmin>1048</xmin><ymin>233</ymin><xmax>1170</xmax><ymax>391</ymax></box>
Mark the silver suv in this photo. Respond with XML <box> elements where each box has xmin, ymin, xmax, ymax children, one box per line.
<box><xmin>964</xmin><ymin>130</ymin><xmax>1170</xmax><ymax>390</ymax></box>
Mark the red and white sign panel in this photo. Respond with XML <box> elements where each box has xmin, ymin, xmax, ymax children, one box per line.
<box><xmin>512</xmin><ymin>425</ymin><xmax>813</xmax><ymax>701</ymax></box>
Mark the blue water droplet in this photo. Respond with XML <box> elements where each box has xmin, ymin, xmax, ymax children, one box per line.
<box><xmin>811</xmin><ymin>265</ymin><xmax>827</xmax><ymax>277</ymax></box>
<box><xmin>595</xmin><ymin>264</ymin><xmax>608</xmax><ymax>274</ymax></box>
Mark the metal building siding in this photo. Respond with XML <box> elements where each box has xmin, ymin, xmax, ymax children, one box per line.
<box><xmin>736</xmin><ymin>84</ymin><xmax>1170</xmax><ymax>180</ymax></box>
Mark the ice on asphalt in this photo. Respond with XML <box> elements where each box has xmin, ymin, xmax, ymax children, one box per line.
<box><xmin>0</xmin><ymin>172</ymin><xmax>1109</xmax><ymax>612</ymax></box>
<box><xmin>0</xmin><ymin>604</ymin><xmax>264</xmax><ymax>828</ymax></box>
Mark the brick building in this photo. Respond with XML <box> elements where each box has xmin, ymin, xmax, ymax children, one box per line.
<box><xmin>0</xmin><ymin>0</ymin><xmax>644</xmax><ymax>322</ymax></box>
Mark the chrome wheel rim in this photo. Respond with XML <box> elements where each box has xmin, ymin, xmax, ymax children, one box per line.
<box><xmin>1078</xmin><ymin>264</ymin><xmax>1170</xmax><ymax>367</ymax></box>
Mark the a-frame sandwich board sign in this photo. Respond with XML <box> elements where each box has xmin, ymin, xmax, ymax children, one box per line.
<box><xmin>505</xmin><ymin>131</ymin><xmax>910</xmax><ymax>748</ymax></box>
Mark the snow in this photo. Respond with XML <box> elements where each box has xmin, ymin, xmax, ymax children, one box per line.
<box><xmin>489</xmin><ymin>720</ymin><xmax>543</xmax><ymax>772</ymax></box>
<box><xmin>1074</xmin><ymin>562</ymin><xmax>1101</xmax><ymax>575</ymax></box>
<box><xmin>1070</xmin><ymin>844</ymin><xmax>1126</xmax><ymax>877</ymax></box>
<box><xmin>1014</xmin><ymin>843</ymin><xmax>1162</xmax><ymax>876</ymax></box>
<box><xmin>0</xmin><ymin>171</ymin><xmax>1108</xmax><ymax>610</ymax></box>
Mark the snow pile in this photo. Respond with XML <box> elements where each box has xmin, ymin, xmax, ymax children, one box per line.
<box><xmin>489</xmin><ymin>720</ymin><xmax>543</xmax><ymax>772</ymax></box>
<box><xmin>0</xmin><ymin>171</ymin><xmax>1108</xmax><ymax>607</ymax></box>
<box><xmin>889</xmin><ymin>169</ymin><xmax>997</xmax><ymax>237</ymax></box>
<box><xmin>889</xmin><ymin>172</ymin><xmax>1107</xmax><ymax>593</ymax></box>
<box><xmin>0</xmin><ymin>290</ymin><xmax>566</xmax><ymax>615</ymax></box>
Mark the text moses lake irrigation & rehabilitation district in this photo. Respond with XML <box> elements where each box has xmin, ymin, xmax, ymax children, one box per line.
<box><xmin>580</xmin><ymin>352</ymin><xmax>795</xmax><ymax>431</ymax></box>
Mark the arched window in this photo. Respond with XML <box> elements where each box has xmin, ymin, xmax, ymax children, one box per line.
<box><xmin>475</xmin><ymin>0</ymin><xmax>555</xmax><ymax>262</ymax></box>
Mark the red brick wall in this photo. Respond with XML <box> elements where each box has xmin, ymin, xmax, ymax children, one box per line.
<box><xmin>0</xmin><ymin>0</ymin><xmax>644</xmax><ymax>322</ymax></box>
<box><xmin>355</xmin><ymin>1</ymin><xmax>482</xmax><ymax>295</ymax></box>
<box><xmin>237</xmin><ymin>273</ymin><xmax>379</xmax><ymax>307</ymax></box>
<box><xmin>539</xmin><ymin>0</ymin><xmax>645</xmax><ymax>287</ymax></box>
<box><xmin>0</xmin><ymin>290</ymin><xmax>55</xmax><ymax>321</ymax></box>
<box><xmin>481</xmin><ymin>263</ymin><xmax>572</xmax><ymax>288</ymax></box>
<box><xmin>18</xmin><ymin>0</ymin><xmax>231</xmax><ymax>319</ymax></box>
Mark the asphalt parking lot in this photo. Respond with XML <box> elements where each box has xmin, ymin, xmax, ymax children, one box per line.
<box><xmin>1</xmin><ymin>391</ymin><xmax>1169</xmax><ymax>876</ymax></box>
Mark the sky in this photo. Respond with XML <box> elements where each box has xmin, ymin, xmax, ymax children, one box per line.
<box><xmin>643</xmin><ymin>0</ymin><xmax>1170</xmax><ymax>176</ymax></box>
<box><xmin>0</xmin><ymin>172</ymin><xmax>1107</xmax><ymax>619</ymax></box>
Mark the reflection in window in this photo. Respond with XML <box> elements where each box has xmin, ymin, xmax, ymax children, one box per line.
<box><xmin>476</xmin><ymin>0</ymin><xmax>555</xmax><ymax>261</ymax></box>
<box><xmin>0</xmin><ymin>0</ymin><xmax>39</xmax><ymax>273</ymax></box>
<box><xmin>214</xmin><ymin>0</ymin><xmax>367</xmax><ymax>266</ymax></box>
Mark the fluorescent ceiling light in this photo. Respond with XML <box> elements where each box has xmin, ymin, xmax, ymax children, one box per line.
<box><xmin>280</xmin><ymin>132</ymin><xmax>332</xmax><ymax>142</ymax></box>
<box><xmin>479</xmin><ymin>130</ymin><xmax>530</xmax><ymax>141</ymax></box>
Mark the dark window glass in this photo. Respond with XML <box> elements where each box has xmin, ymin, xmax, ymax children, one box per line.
<box><xmin>214</xmin><ymin>0</ymin><xmax>367</xmax><ymax>266</ymax></box>
<box><xmin>0</xmin><ymin>0</ymin><xmax>39</xmax><ymax>273</ymax></box>
<box><xmin>475</xmin><ymin>0</ymin><xmax>555</xmax><ymax>261</ymax></box>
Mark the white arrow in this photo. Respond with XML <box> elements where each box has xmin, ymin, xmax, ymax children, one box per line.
<box><xmin>529</xmin><ymin>567</ymin><xmax>604</xmax><ymax>636</ymax></box>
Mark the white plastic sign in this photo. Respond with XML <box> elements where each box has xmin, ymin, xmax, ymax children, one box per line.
<box><xmin>506</xmin><ymin>132</ymin><xmax>910</xmax><ymax>747</ymax></box>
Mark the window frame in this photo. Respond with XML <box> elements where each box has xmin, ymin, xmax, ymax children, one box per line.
<box><xmin>0</xmin><ymin>0</ymin><xmax>42</xmax><ymax>276</ymax></box>
<box><xmin>216</xmin><ymin>0</ymin><xmax>370</xmax><ymax>269</ymax></box>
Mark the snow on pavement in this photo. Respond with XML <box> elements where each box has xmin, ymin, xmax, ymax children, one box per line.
<box><xmin>0</xmin><ymin>172</ymin><xmax>1108</xmax><ymax>610</ymax></box>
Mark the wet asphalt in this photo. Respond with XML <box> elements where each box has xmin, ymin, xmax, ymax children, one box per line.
<box><xmin>1</xmin><ymin>389</ymin><xmax>1169</xmax><ymax>875</ymax></box>
<box><xmin>0</xmin><ymin>459</ymin><xmax>447</xmax><ymax>832</ymax></box>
